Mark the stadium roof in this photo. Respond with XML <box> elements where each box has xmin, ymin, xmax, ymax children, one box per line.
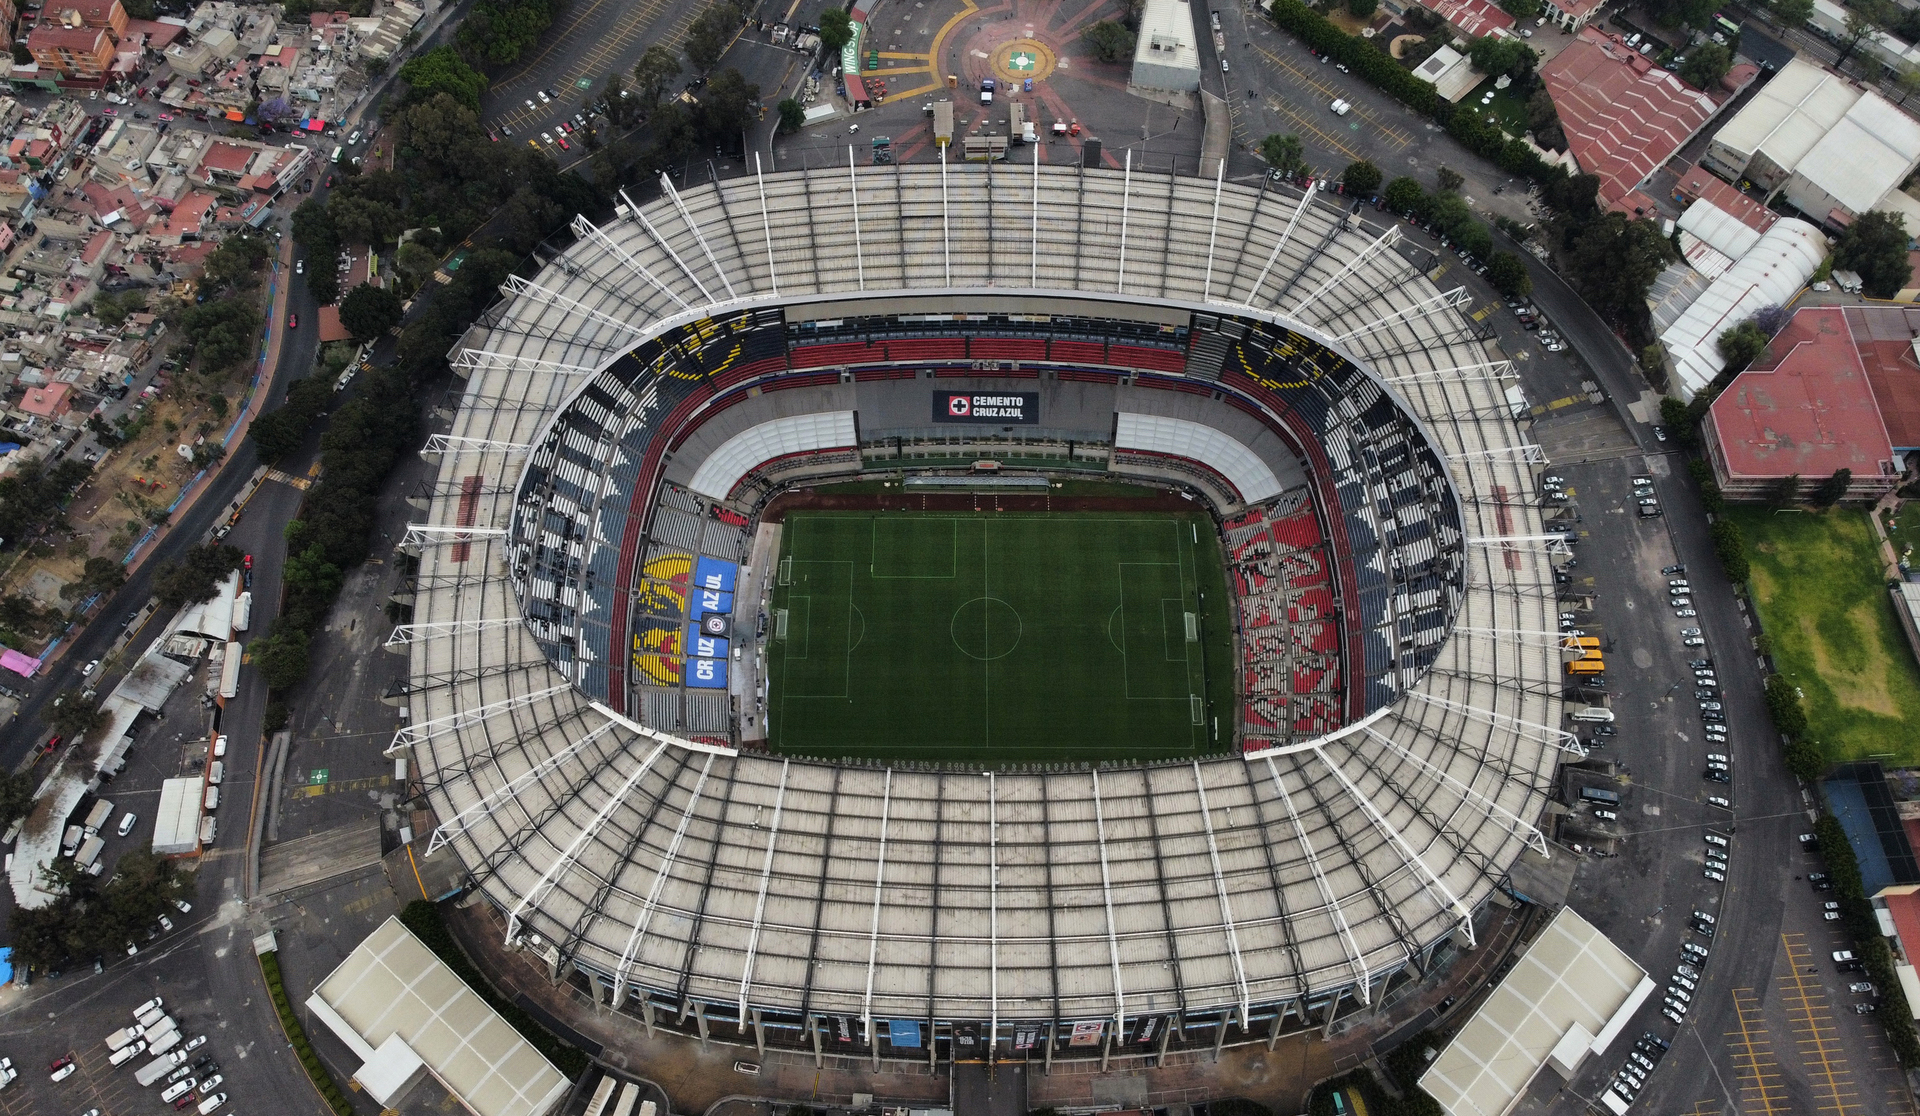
<box><xmin>1420</xmin><ymin>907</ymin><xmax>1652</xmax><ymax>1116</ymax></box>
<box><xmin>1543</xmin><ymin>30</ymin><xmax>1728</xmax><ymax>210</ymax></box>
<box><xmin>402</xmin><ymin>161</ymin><xmax>1564</xmax><ymax>1033</ymax></box>
<box><xmin>1706</xmin><ymin>307</ymin><xmax>1897</xmax><ymax>482</ymax></box>
<box><xmin>307</xmin><ymin>917</ymin><xmax>570</xmax><ymax>1116</ymax></box>
<box><xmin>1660</xmin><ymin>217</ymin><xmax>1828</xmax><ymax>399</ymax></box>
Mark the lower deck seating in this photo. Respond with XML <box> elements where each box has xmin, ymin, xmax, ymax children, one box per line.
<box><xmin>1229</xmin><ymin>489</ymin><xmax>1345</xmax><ymax>748</ymax></box>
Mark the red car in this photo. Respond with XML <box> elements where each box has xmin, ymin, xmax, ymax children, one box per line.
<box><xmin>157</xmin><ymin>112</ymin><xmax>173</xmax><ymax>121</ymax></box>
<box><xmin>48</xmin><ymin>1054</ymin><xmax>72</xmax><ymax>1072</ymax></box>
<box><xmin>40</xmin><ymin>735</ymin><xmax>61</xmax><ymax>755</ymax></box>
<box><xmin>101</xmin><ymin>107</ymin><xmax>116</xmax><ymax>116</ymax></box>
<box><xmin>243</xmin><ymin>553</ymin><xmax>253</xmax><ymax>570</ymax></box>
<box><xmin>287</xmin><ymin>312</ymin><xmax>297</xmax><ymax>329</ymax></box>
<box><xmin>556</xmin><ymin>136</ymin><xmax>570</xmax><ymax>150</ymax></box>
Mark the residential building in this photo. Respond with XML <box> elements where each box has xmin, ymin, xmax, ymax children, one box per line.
<box><xmin>1542</xmin><ymin>0</ymin><xmax>1605</xmax><ymax>32</ymax></box>
<box><xmin>1423</xmin><ymin>0</ymin><xmax>1513</xmax><ymax>39</ymax></box>
<box><xmin>28</xmin><ymin>22</ymin><xmax>115</xmax><ymax>81</ymax></box>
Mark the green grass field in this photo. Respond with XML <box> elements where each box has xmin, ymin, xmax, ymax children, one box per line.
<box><xmin>1733</xmin><ymin>507</ymin><xmax>1920</xmax><ymax>766</ymax></box>
<box><xmin>766</xmin><ymin>511</ymin><xmax>1235</xmax><ymax>763</ymax></box>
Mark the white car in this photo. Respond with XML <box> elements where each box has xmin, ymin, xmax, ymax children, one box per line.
<box><xmin>1595</xmin><ymin>809</ymin><xmax>1617</xmax><ymax>820</ymax></box>
<box><xmin>1673</xmin><ymin>598</ymin><xmax>1691</xmax><ymax>608</ymax></box>
<box><xmin>1662</xmin><ymin>1008</ymin><xmax>1684</xmax><ymax>1025</ymax></box>
<box><xmin>295</xmin><ymin>259</ymin><xmax>303</xmax><ymax>274</ymax></box>
<box><xmin>183</xmin><ymin>1035</ymin><xmax>207</xmax><ymax>1052</ymax></box>
<box><xmin>116</xmin><ymin>812</ymin><xmax>137</xmax><ymax>837</ymax></box>
<box><xmin>198</xmin><ymin>1073</ymin><xmax>223</xmax><ymax>1094</ymax></box>
<box><xmin>1825</xmin><ymin>910</ymin><xmax>1841</xmax><ymax>920</ymax></box>
<box><xmin>1675</xmin><ymin>608</ymin><xmax>1697</xmax><ymax>617</ymax></box>
<box><xmin>541</xmin><ymin>131</ymin><xmax>553</xmax><ymax>145</ymax></box>
<box><xmin>83</xmin><ymin>659</ymin><xmax>99</xmax><ymax>676</ymax></box>
<box><xmin>1684</xmin><ymin>637</ymin><xmax>1706</xmax><ymax>647</ymax></box>
<box><xmin>1707</xmin><ymin>796</ymin><xmax>1731</xmax><ymax>808</ymax></box>
<box><xmin>161</xmin><ymin>1079</ymin><xmax>197</xmax><ymax>1104</ymax></box>
<box><xmin>198</xmin><ymin>1092</ymin><xmax>227</xmax><ymax>1115</ymax></box>
<box><xmin>1681</xmin><ymin>627</ymin><xmax>1703</xmax><ymax>636</ymax></box>
<box><xmin>1706</xmin><ymin>753</ymin><xmax>1729</xmax><ymax>763</ymax></box>
<box><xmin>157</xmin><ymin>914</ymin><xmax>173</xmax><ymax>932</ymax></box>
<box><xmin>51</xmin><ymin>1062</ymin><xmax>77</xmax><ymax>1082</ymax></box>
<box><xmin>1667</xmin><ymin>986</ymin><xmax>1690</xmax><ymax>1004</ymax></box>
<box><xmin>1705</xmin><ymin>833</ymin><xmax>1729</xmax><ymax>847</ymax></box>
<box><xmin>1704</xmin><ymin>868</ymin><xmax>1725</xmax><ymax>881</ymax></box>
<box><xmin>173</xmin><ymin>899</ymin><xmax>191</xmax><ymax>913</ymax></box>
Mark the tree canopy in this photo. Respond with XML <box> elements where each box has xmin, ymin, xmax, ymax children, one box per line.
<box><xmin>152</xmin><ymin>543</ymin><xmax>244</xmax><ymax>610</ymax></box>
<box><xmin>1563</xmin><ymin>213</ymin><xmax>1676</xmax><ymax>326</ymax></box>
<box><xmin>1383</xmin><ymin>176</ymin><xmax>1427</xmax><ymax>216</ymax></box>
<box><xmin>1834</xmin><ymin>210</ymin><xmax>1912</xmax><ymax>298</ymax></box>
<box><xmin>399</xmin><ymin>46</ymin><xmax>489</xmax><ymax>112</ymax></box>
<box><xmin>1083</xmin><ymin>20</ymin><xmax>1137</xmax><ymax>62</ymax></box>
<box><xmin>1487</xmin><ymin>251</ymin><xmax>1532</xmax><ymax>298</ymax></box>
<box><xmin>339</xmin><ymin>283</ymin><xmax>404</xmax><ymax>339</ymax></box>
<box><xmin>1679</xmin><ymin>41</ymin><xmax>1732</xmax><ymax>88</ymax></box>
<box><xmin>685</xmin><ymin>3</ymin><xmax>740</xmax><ymax>71</ymax></box>
<box><xmin>1468</xmin><ymin>36</ymin><xmax>1535</xmax><ymax>80</ymax></box>
<box><xmin>1341</xmin><ymin>160</ymin><xmax>1383</xmax><ymax>196</ymax></box>
<box><xmin>818</xmin><ymin>7</ymin><xmax>854</xmax><ymax>53</ymax></box>
<box><xmin>1260</xmin><ymin>133</ymin><xmax>1306</xmax><ymax>175</ymax></box>
<box><xmin>453</xmin><ymin>0</ymin><xmax>561</xmax><ymax>67</ymax></box>
<box><xmin>1716</xmin><ymin>320</ymin><xmax>1769</xmax><ymax>372</ymax></box>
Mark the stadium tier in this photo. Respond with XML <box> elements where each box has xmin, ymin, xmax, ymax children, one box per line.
<box><xmin>400</xmin><ymin>164</ymin><xmax>1562</xmax><ymax>1058</ymax></box>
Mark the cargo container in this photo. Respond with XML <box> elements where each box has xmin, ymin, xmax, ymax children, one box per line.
<box><xmin>134</xmin><ymin>1051</ymin><xmax>187</xmax><ymax>1086</ymax></box>
<box><xmin>83</xmin><ymin>799</ymin><xmax>114</xmax><ymax>835</ymax></box>
<box><xmin>105</xmin><ymin>1025</ymin><xmax>141</xmax><ymax>1052</ymax></box>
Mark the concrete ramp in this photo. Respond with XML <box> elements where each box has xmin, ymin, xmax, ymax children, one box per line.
<box><xmin>259</xmin><ymin>818</ymin><xmax>383</xmax><ymax>897</ymax></box>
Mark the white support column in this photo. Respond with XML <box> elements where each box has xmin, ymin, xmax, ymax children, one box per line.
<box><xmin>1315</xmin><ymin>746</ymin><xmax>1477</xmax><ymax>949</ymax></box>
<box><xmin>847</xmin><ymin>147</ymin><xmax>866</xmax><ymax>291</ymax></box>
<box><xmin>617</xmin><ymin>188</ymin><xmax>715</xmax><ymax>305</ymax></box>
<box><xmin>1192</xmin><ymin>763</ymin><xmax>1251</xmax><ymax>1031</ymax></box>
<box><xmin>659</xmin><ymin>173</ymin><xmax>737</xmax><ymax>300</ymax></box>
<box><xmin>1451</xmin><ymin>626</ymin><xmax>1586</xmax><ymax>648</ymax></box>
<box><xmin>752</xmin><ymin>153</ymin><xmax>780</xmax><ymax>296</ymax></box>
<box><xmin>1247</xmin><ymin>187</ymin><xmax>1316</xmax><ymax>307</ymax></box>
<box><xmin>421</xmin><ymin>434</ymin><xmax>535</xmax><ymax>457</ymax></box>
<box><xmin>506</xmin><ymin>738</ymin><xmax>671</xmax><ymax>943</ymax></box>
<box><xmin>737</xmin><ymin>759</ymin><xmax>791</xmax><ymax>1024</ymax></box>
<box><xmin>388</xmin><ymin>684</ymin><xmax>570</xmax><ymax>756</ymax></box>
<box><xmin>1361</xmin><ymin>727</ymin><xmax>1549</xmax><ymax>856</ymax></box>
<box><xmin>570</xmin><ymin>215</ymin><xmax>693</xmax><ymax>311</ymax></box>
<box><xmin>1116</xmin><ymin>150</ymin><xmax>1133</xmax><ymax>295</ymax></box>
<box><xmin>427</xmin><ymin>720</ymin><xmax>623</xmax><ymax>854</ymax></box>
<box><xmin>499</xmin><ymin>275</ymin><xmax>650</xmax><ymax>342</ymax></box>
<box><xmin>860</xmin><ymin>769</ymin><xmax>895</xmax><ymax>1057</ymax></box>
<box><xmin>986</xmin><ymin>771</ymin><xmax>1000</xmax><ymax>1057</ymax></box>
<box><xmin>1262</xmin><ymin>755</ymin><xmax>1370</xmax><ymax>1004</ymax></box>
<box><xmin>385</xmin><ymin>617</ymin><xmax>525</xmax><ymax>648</ymax></box>
<box><xmin>939</xmin><ymin>155</ymin><xmax>951</xmax><ymax>287</ymax></box>
<box><xmin>1089</xmin><ymin>770</ymin><xmax>1127</xmax><ymax>1036</ymax></box>
<box><xmin>1465</xmin><ymin>533</ymin><xmax>1572</xmax><ymax>556</ymax></box>
<box><xmin>611</xmin><ymin>753</ymin><xmax>717</xmax><ymax>1007</ymax></box>
<box><xmin>1330</xmin><ymin>288</ymin><xmax>1473</xmax><ymax>344</ymax></box>
<box><xmin>1402</xmin><ymin>691</ymin><xmax>1585</xmax><ymax>755</ymax></box>
<box><xmin>1379</xmin><ymin>360</ymin><xmax>1516</xmax><ymax>384</ymax></box>
<box><xmin>450</xmin><ymin>349</ymin><xmax>601</xmax><ymax>377</ymax></box>
<box><xmin>1447</xmin><ymin>443</ymin><xmax>1547</xmax><ymax>464</ymax></box>
<box><xmin>1288</xmin><ymin>225</ymin><xmax>1400</xmax><ymax>318</ymax></box>
<box><xmin>398</xmin><ymin>524</ymin><xmax>507</xmax><ymax>553</ymax></box>
<box><xmin>1030</xmin><ymin>144</ymin><xmax>1040</xmax><ymax>288</ymax></box>
<box><xmin>1202</xmin><ymin>157</ymin><xmax>1226</xmax><ymax>302</ymax></box>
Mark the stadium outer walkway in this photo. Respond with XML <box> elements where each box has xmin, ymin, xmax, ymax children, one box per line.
<box><xmin>446</xmin><ymin>898</ymin><xmax>1533</xmax><ymax>1113</ymax></box>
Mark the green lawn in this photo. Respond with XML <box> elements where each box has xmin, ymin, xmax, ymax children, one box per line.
<box><xmin>1733</xmin><ymin>507</ymin><xmax>1920</xmax><ymax>765</ymax></box>
<box><xmin>1883</xmin><ymin>503</ymin><xmax>1920</xmax><ymax>569</ymax></box>
<box><xmin>767</xmin><ymin>511</ymin><xmax>1235</xmax><ymax>764</ymax></box>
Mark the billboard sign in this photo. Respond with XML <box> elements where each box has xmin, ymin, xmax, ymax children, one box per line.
<box><xmin>933</xmin><ymin>391</ymin><xmax>1040</xmax><ymax>424</ymax></box>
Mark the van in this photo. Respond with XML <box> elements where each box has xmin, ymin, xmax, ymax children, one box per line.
<box><xmin>198</xmin><ymin>1092</ymin><xmax>227</xmax><ymax>1115</ymax></box>
<box><xmin>2</xmin><ymin>819</ymin><xmax>20</xmax><ymax>845</ymax></box>
<box><xmin>331</xmin><ymin>145</ymin><xmax>344</xmax><ymax>163</ymax></box>
<box><xmin>1330</xmin><ymin>98</ymin><xmax>1351</xmax><ymax>115</ymax></box>
<box><xmin>1571</xmin><ymin>707</ymin><xmax>1615</xmax><ymax>723</ymax></box>
<box><xmin>207</xmin><ymin>762</ymin><xmax>223</xmax><ymax>786</ymax></box>
<box><xmin>199</xmin><ymin>817</ymin><xmax>216</xmax><ymax>845</ymax></box>
<box><xmin>161</xmin><ymin>1080</ymin><xmax>196</xmax><ymax>1104</ymax></box>
<box><xmin>1704</xmin><ymin>832</ymin><xmax>1728</xmax><ymax>847</ymax></box>
<box><xmin>203</xmin><ymin>786</ymin><xmax>219</xmax><ymax>811</ymax></box>
<box><xmin>108</xmin><ymin>1040</ymin><xmax>146</xmax><ymax>1066</ymax></box>
<box><xmin>213</xmin><ymin>735</ymin><xmax>227</xmax><ymax>758</ymax></box>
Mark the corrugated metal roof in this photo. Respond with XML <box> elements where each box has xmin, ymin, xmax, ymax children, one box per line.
<box><xmin>1661</xmin><ymin>218</ymin><xmax>1829</xmax><ymax>398</ymax></box>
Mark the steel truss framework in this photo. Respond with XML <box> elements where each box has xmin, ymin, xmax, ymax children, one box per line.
<box><xmin>402</xmin><ymin>163</ymin><xmax>1564</xmax><ymax>1053</ymax></box>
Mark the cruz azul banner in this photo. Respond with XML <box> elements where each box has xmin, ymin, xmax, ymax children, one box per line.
<box><xmin>932</xmin><ymin>390</ymin><xmax>1040</xmax><ymax>424</ymax></box>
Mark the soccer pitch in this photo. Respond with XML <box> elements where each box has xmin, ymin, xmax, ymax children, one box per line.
<box><xmin>766</xmin><ymin>511</ymin><xmax>1236</xmax><ymax>764</ymax></box>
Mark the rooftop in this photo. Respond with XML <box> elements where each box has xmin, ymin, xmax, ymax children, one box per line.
<box><xmin>1542</xmin><ymin>29</ymin><xmax>1727</xmax><ymax>208</ymax></box>
<box><xmin>1843</xmin><ymin>305</ymin><xmax>1920</xmax><ymax>449</ymax></box>
<box><xmin>1661</xmin><ymin>217</ymin><xmax>1829</xmax><ymax>399</ymax></box>
<box><xmin>1425</xmin><ymin>0</ymin><xmax>1514</xmax><ymax>38</ymax></box>
<box><xmin>1674</xmin><ymin>163</ymin><xmax>1778</xmax><ymax>236</ymax></box>
<box><xmin>1708</xmin><ymin>308</ymin><xmax>1897</xmax><ymax>481</ymax></box>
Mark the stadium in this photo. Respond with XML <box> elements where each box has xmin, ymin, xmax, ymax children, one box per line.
<box><xmin>393</xmin><ymin>160</ymin><xmax>1568</xmax><ymax>1067</ymax></box>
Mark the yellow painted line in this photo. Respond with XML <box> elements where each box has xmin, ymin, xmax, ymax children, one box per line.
<box><xmin>885</xmin><ymin>80</ymin><xmax>945</xmax><ymax>101</ymax></box>
<box><xmin>1728</xmin><ymin>987</ymin><xmax>1785</xmax><ymax>1116</ymax></box>
<box><xmin>1546</xmin><ymin>395</ymin><xmax>1582</xmax><ymax>410</ymax></box>
<box><xmin>924</xmin><ymin>0</ymin><xmax>979</xmax><ymax>89</ymax></box>
<box><xmin>1778</xmin><ymin>934</ymin><xmax>1863</xmax><ymax>1116</ymax></box>
<box><xmin>290</xmin><ymin>775</ymin><xmax>390</xmax><ymax>799</ymax></box>
<box><xmin>879</xmin><ymin>51</ymin><xmax>929</xmax><ymax>59</ymax></box>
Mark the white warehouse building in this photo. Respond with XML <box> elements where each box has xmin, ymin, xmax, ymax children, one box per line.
<box><xmin>1702</xmin><ymin>57</ymin><xmax>1920</xmax><ymax>229</ymax></box>
<box><xmin>1659</xmin><ymin>216</ymin><xmax>1829</xmax><ymax>400</ymax></box>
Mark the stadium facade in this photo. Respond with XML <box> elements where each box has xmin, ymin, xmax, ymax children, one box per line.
<box><xmin>394</xmin><ymin>161</ymin><xmax>1568</xmax><ymax>1064</ymax></box>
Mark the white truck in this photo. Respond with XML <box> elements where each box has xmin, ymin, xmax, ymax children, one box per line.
<box><xmin>105</xmin><ymin>1025</ymin><xmax>142</xmax><ymax>1052</ymax></box>
<box><xmin>133</xmin><ymin>1050</ymin><xmax>188</xmax><ymax>1087</ymax></box>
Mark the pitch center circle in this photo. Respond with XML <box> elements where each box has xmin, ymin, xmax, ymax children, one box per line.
<box><xmin>951</xmin><ymin>597</ymin><xmax>1023</xmax><ymax>661</ymax></box>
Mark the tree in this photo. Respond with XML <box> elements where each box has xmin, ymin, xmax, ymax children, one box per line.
<box><xmin>1429</xmin><ymin>191</ymin><xmax>1473</xmax><ymax>239</ymax></box>
<box><xmin>253</xmin><ymin>626</ymin><xmax>312</xmax><ymax>691</ymax></box>
<box><xmin>1679</xmin><ymin>40</ymin><xmax>1732</xmax><ymax>88</ymax></box>
<box><xmin>1767</xmin><ymin>473</ymin><xmax>1802</xmax><ymax>509</ymax></box>
<box><xmin>1753</xmin><ymin>303</ymin><xmax>1792</xmax><ymax>336</ymax></box>
<box><xmin>1836</xmin><ymin>0</ymin><xmax>1888</xmax><ymax>67</ymax></box>
<box><xmin>1348</xmin><ymin>0</ymin><xmax>1377</xmax><ymax>16</ymax></box>
<box><xmin>1563</xmin><ymin>213</ymin><xmax>1675</xmax><ymax>325</ymax></box>
<box><xmin>43</xmin><ymin>689</ymin><xmax>108</xmax><ymax>742</ymax></box>
<box><xmin>777</xmin><ymin>97</ymin><xmax>805</xmax><ymax>133</ymax></box>
<box><xmin>1383</xmin><ymin>176</ymin><xmax>1427</xmax><ymax>216</ymax></box>
<box><xmin>1812</xmin><ymin>468</ymin><xmax>1853</xmax><ymax>507</ymax></box>
<box><xmin>283</xmin><ymin>543</ymin><xmax>344</xmax><ymax>605</ymax></box>
<box><xmin>59</xmin><ymin>557</ymin><xmax>125</xmax><ymax>603</ymax></box>
<box><xmin>1716</xmin><ymin>320</ymin><xmax>1769</xmax><ymax>372</ymax></box>
<box><xmin>395</xmin><ymin>241</ymin><xmax>439</xmax><ymax>293</ymax></box>
<box><xmin>1457</xmin><ymin>221</ymin><xmax>1494</xmax><ymax>260</ymax></box>
<box><xmin>1834</xmin><ymin>210</ymin><xmax>1912</xmax><ymax>298</ymax></box>
<box><xmin>818</xmin><ymin>6</ymin><xmax>853</xmax><ymax>54</ymax></box>
<box><xmin>1500</xmin><ymin>0</ymin><xmax>1543</xmax><ymax>16</ymax></box>
<box><xmin>1711</xmin><ymin>517</ymin><xmax>1751</xmax><ymax>583</ymax></box>
<box><xmin>1765</xmin><ymin>673</ymin><xmax>1810</xmax><ymax>738</ymax></box>
<box><xmin>152</xmin><ymin>543</ymin><xmax>243</xmax><ymax>610</ymax></box>
<box><xmin>697</xmin><ymin>67</ymin><xmax>760</xmax><ymax>142</ymax></box>
<box><xmin>1771</xmin><ymin>0</ymin><xmax>1814</xmax><ymax>26</ymax></box>
<box><xmin>1260</xmin><ymin>133</ymin><xmax>1306</xmax><ymax>176</ymax></box>
<box><xmin>1487</xmin><ymin>251</ymin><xmax>1532</xmax><ymax>298</ymax></box>
<box><xmin>338</xmin><ymin>283</ymin><xmax>404</xmax><ymax>340</ymax></box>
<box><xmin>685</xmin><ymin>3</ymin><xmax>738</xmax><ymax>71</ymax></box>
<box><xmin>1468</xmin><ymin>36</ymin><xmax>1535</xmax><ymax>80</ymax></box>
<box><xmin>0</xmin><ymin>770</ymin><xmax>33</xmax><ymax>831</ymax></box>
<box><xmin>399</xmin><ymin>47</ymin><xmax>488</xmax><ymax>113</ymax></box>
<box><xmin>1436</xmin><ymin>165</ymin><xmax>1465</xmax><ymax>193</ymax></box>
<box><xmin>632</xmin><ymin>43</ymin><xmax>683</xmax><ymax>110</ymax></box>
<box><xmin>1341</xmin><ymin>160</ymin><xmax>1383</xmax><ymax>196</ymax></box>
<box><xmin>1083</xmin><ymin>20</ymin><xmax>1137</xmax><ymax>62</ymax></box>
<box><xmin>177</xmin><ymin>300</ymin><xmax>264</xmax><ymax>373</ymax></box>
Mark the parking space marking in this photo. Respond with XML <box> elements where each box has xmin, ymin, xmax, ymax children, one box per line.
<box><xmin>1251</xmin><ymin>44</ymin><xmax>1413</xmax><ymax>149</ymax></box>
<box><xmin>1261</xmin><ymin>96</ymin><xmax>1362</xmax><ymax>162</ymax></box>
<box><xmin>289</xmin><ymin>774</ymin><xmax>389</xmax><ymax>800</ymax></box>
<box><xmin>1727</xmin><ymin>986</ymin><xmax>1786</xmax><ymax>1116</ymax></box>
<box><xmin>1778</xmin><ymin>933</ymin><xmax>1862</xmax><ymax>1116</ymax></box>
<box><xmin>492</xmin><ymin>0</ymin><xmax>707</xmax><ymax>134</ymax></box>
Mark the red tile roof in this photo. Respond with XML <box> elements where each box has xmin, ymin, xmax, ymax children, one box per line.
<box><xmin>123</xmin><ymin>18</ymin><xmax>181</xmax><ymax>47</ymax></box>
<box><xmin>19</xmin><ymin>381</ymin><xmax>72</xmax><ymax>417</ymax></box>
<box><xmin>1845</xmin><ymin>305</ymin><xmax>1920</xmax><ymax>450</ymax></box>
<box><xmin>81</xmin><ymin>227</ymin><xmax>112</xmax><ymax>265</ymax></box>
<box><xmin>1886</xmin><ymin>888</ymin><xmax>1920</xmax><ymax>964</ymax></box>
<box><xmin>1674</xmin><ymin>161</ymin><xmax>1778</xmax><ymax>234</ymax></box>
<box><xmin>1549</xmin><ymin>0</ymin><xmax>1604</xmax><ymax>19</ymax></box>
<box><xmin>27</xmin><ymin>23</ymin><xmax>108</xmax><ymax>51</ymax></box>
<box><xmin>197</xmin><ymin>140</ymin><xmax>252</xmax><ymax>176</ymax></box>
<box><xmin>1425</xmin><ymin>0</ymin><xmax>1514</xmax><ymax>37</ymax></box>
<box><xmin>1542</xmin><ymin>29</ymin><xmax>1726</xmax><ymax>208</ymax></box>
<box><xmin>1708</xmin><ymin>307</ymin><xmax>1898</xmax><ymax>481</ymax></box>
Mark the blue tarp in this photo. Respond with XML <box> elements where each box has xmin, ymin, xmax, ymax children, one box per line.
<box><xmin>0</xmin><ymin>946</ymin><xmax>14</xmax><ymax>985</ymax></box>
<box><xmin>888</xmin><ymin>1019</ymin><xmax>922</xmax><ymax>1048</ymax></box>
